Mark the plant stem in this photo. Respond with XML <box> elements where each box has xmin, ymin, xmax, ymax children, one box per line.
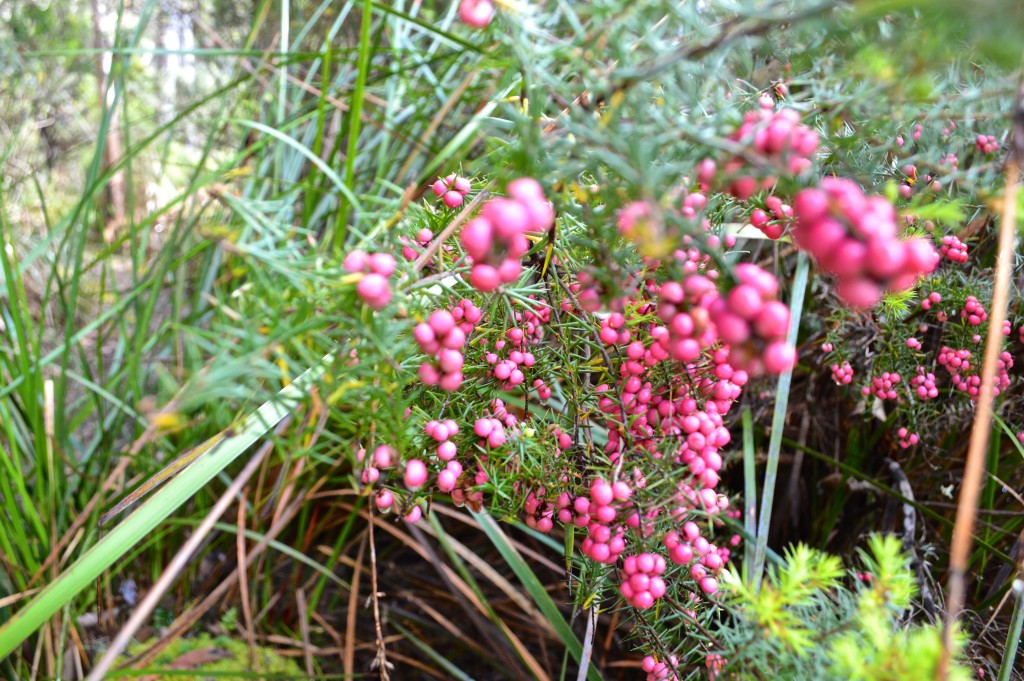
<box><xmin>752</xmin><ymin>251</ymin><xmax>809</xmax><ymax>590</ymax></box>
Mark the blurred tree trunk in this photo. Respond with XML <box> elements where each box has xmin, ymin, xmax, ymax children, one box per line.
<box><xmin>89</xmin><ymin>0</ymin><xmax>127</xmax><ymax>241</ymax></box>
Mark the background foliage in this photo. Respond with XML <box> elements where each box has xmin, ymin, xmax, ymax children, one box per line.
<box><xmin>0</xmin><ymin>0</ymin><xmax>1021</xmax><ymax>679</ymax></box>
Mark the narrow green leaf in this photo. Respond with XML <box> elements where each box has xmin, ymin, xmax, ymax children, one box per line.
<box><xmin>0</xmin><ymin>356</ymin><xmax>330</xmax><ymax>658</ymax></box>
<box><xmin>474</xmin><ymin>512</ymin><xmax>602</xmax><ymax>681</ymax></box>
<box><xmin>753</xmin><ymin>252</ymin><xmax>809</xmax><ymax>589</ymax></box>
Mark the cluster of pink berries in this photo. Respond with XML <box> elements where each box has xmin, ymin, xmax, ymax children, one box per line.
<box><xmin>791</xmin><ymin>178</ymin><xmax>939</xmax><ymax>308</ymax></box>
<box><xmin>401</xmin><ymin>227</ymin><xmax>434</xmax><ymax>261</ymax></box>
<box><xmin>345</xmin><ymin>250</ymin><xmax>397</xmax><ymax>310</ymax></box>
<box><xmin>523</xmin><ymin>490</ymin><xmax>556</xmax><ymax>534</ymax></box>
<box><xmin>599</xmin><ymin>312</ymin><xmax>632</xmax><ymax>345</ymax></box>
<box><xmin>511</xmin><ymin>296</ymin><xmax>552</xmax><ymax>343</ymax></box>
<box><xmin>425</xmin><ymin>419</ymin><xmax>465</xmax><ymax>493</ymax></box>
<box><xmin>911</xmin><ymin>368</ymin><xmax>939</xmax><ymax>400</ymax></box>
<box><xmin>458</xmin><ymin>0</ymin><xmax>494</xmax><ymax>27</ymax></box>
<box><xmin>896</xmin><ymin>427</ymin><xmax>919</xmax><ymax>448</ymax></box>
<box><xmin>532</xmin><ymin>378</ymin><xmax>552</xmax><ymax>400</ymax></box>
<box><xmin>921</xmin><ymin>291</ymin><xmax>943</xmax><ymax>310</ymax></box>
<box><xmin>432</xmin><ymin>173</ymin><xmax>472</xmax><ymax>208</ymax></box>
<box><xmin>360</xmin><ymin>445</ymin><xmax>393</xmax><ymax>488</ymax></box>
<box><xmin>863</xmin><ymin>371</ymin><xmax>901</xmax><ymax>400</ymax></box>
<box><xmin>976</xmin><ymin>134</ymin><xmax>999</xmax><ymax>154</ymax></box>
<box><xmin>484</xmin><ymin>330</ymin><xmax>537</xmax><ymax>389</ymax></box>
<box><xmin>707</xmin><ymin>264</ymin><xmax>795</xmax><ymax>375</ymax></box>
<box><xmin>415</xmin><ymin>304</ymin><xmax>481</xmax><ymax>391</ymax></box>
<box><xmin>619</xmin><ymin>553</ymin><xmax>668</xmax><ymax>609</ymax></box>
<box><xmin>578</xmin><ymin>478</ymin><xmax>632</xmax><ymax>565</ymax></box>
<box><xmin>680</xmin><ymin>191</ymin><xmax>708</xmax><ymax>220</ymax></box>
<box><xmin>938</xmin><ymin>152</ymin><xmax>959</xmax><ymax>171</ymax></box>
<box><xmin>707</xmin><ymin>653</ymin><xmax>726</xmax><ymax>680</ymax></box>
<box><xmin>830</xmin><ymin>361</ymin><xmax>854</xmax><ymax>385</ymax></box>
<box><xmin>654</xmin><ymin>276</ymin><xmax>722</xmax><ymax>364</ymax></box>
<box><xmin>898</xmin><ymin>164</ymin><xmax>941</xmax><ymax>198</ymax></box>
<box><xmin>664</xmin><ymin>521</ymin><xmax>725</xmax><ymax>595</ymax></box>
<box><xmin>938</xmin><ymin>346</ymin><xmax>972</xmax><ymax>373</ymax></box>
<box><xmin>697</xmin><ymin>108</ymin><xmax>818</xmax><ymax>200</ymax></box>
<box><xmin>962</xmin><ymin>296</ymin><xmax>988</xmax><ymax>326</ymax></box>
<box><xmin>749</xmin><ymin>195</ymin><xmax>792</xmax><ymax>239</ymax></box>
<box><xmin>473</xmin><ymin>401</ymin><xmax>517</xmax><ymax>449</ymax></box>
<box><xmin>940</xmin><ymin>235</ymin><xmax>968</xmax><ymax>263</ymax></box>
<box><xmin>461</xmin><ymin>178</ymin><xmax>553</xmax><ymax>292</ymax></box>
<box><xmin>361</xmin><ymin>447</ymin><xmax>429</xmax><ymax>524</ymax></box>
<box><xmin>642</xmin><ymin>655</ymin><xmax>680</xmax><ymax>681</ymax></box>
<box><xmin>940</xmin><ymin>347</ymin><xmax>1014</xmax><ymax>399</ymax></box>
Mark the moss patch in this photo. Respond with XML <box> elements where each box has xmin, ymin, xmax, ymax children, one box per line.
<box><xmin>111</xmin><ymin>633</ymin><xmax>303</xmax><ymax>680</ymax></box>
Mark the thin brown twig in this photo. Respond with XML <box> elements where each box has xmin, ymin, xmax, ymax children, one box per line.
<box><xmin>367</xmin><ymin>505</ymin><xmax>392</xmax><ymax>680</ymax></box>
<box><xmin>119</xmin><ymin>493</ymin><xmax>307</xmax><ymax>670</ymax></box>
<box><xmin>344</xmin><ymin>532</ymin><xmax>367</xmax><ymax>678</ymax></box>
<box><xmin>237</xmin><ymin>489</ymin><xmax>256</xmax><ymax>669</ymax></box>
<box><xmin>413</xmin><ymin>188</ymin><xmax>493</xmax><ymax>273</ymax></box>
<box><xmin>296</xmin><ymin>589</ymin><xmax>315</xmax><ymax>677</ymax></box>
<box><xmin>549</xmin><ymin>267</ymin><xmax>633</xmax><ymax>479</ymax></box>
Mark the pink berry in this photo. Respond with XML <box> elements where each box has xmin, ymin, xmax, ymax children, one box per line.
<box><xmin>461</xmin><ymin>217</ymin><xmax>494</xmax><ymax>261</ymax></box>
<box><xmin>762</xmin><ymin>341</ymin><xmax>796</xmax><ymax>373</ymax></box>
<box><xmin>591</xmin><ymin>480</ymin><xmax>614</xmax><ymax>506</ymax></box>
<box><xmin>459</xmin><ymin>0</ymin><xmax>494</xmax><ymax>27</ymax></box>
<box><xmin>469</xmin><ymin>264</ymin><xmax>502</xmax><ymax>292</ymax></box>
<box><xmin>482</xmin><ymin>198</ymin><xmax>530</xmax><ymax>239</ymax></box>
<box><xmin>437</xmin><ymin>470</ymin><xmax>457</xmax><ymax>492</ymax></box>
<box><xmin>368</xmin><ymin>252</ymin><xmax>397</xmax><ymax>277</ymax></box>
<box><xmin>753</xmin><ymin>301</ymin><xmax>790</xmax><ymax>339</ymax></box>
<box><xmin>344</xmin><ymin>249</ymin><xmax>368</xmax><ymax>272</ymax></box>
<box><xmin>699</xmin><ymin>577</ymin><xmax>718</xmax><ymax>594</ymax></box>
<box><xmin>404</xmin><ymin>459</ymin><xmax>428</xmax><ymax>490</ymax></box>
<box><xmin>373</xmin><ymin>445</ymin><xmax>394</xmax><ymax>468</ymax></box>
<box><xmin>356</xmin><ymin>274</ymin><xmax>391</xmax><ymax>309</ymax></box>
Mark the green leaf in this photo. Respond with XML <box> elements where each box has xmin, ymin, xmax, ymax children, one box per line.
<box><xmin>0</xmin><ymin>356</ymin><xmax>331</xmax><ymax>658</ymax></box>
<box><xmin>475</xmin><ymin>512</ymin><xmax>602</xmax><ymax>681</ymax></box>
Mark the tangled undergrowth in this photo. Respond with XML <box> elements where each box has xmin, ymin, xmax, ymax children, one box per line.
<box><xmin>0</xmin><ymin>0</ymin><xmax>1022</xmax><ymax>679</ymax></box>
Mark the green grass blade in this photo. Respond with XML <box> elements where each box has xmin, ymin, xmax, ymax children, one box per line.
<box><xmin>334</xmin><ymin>0</ymin><xmax>375</xmax><ymax>250</ymax></box>
<box><xmin>993</xmin><ymin>413</ymin><xmax>1024</xmax><ymax>460</ymax></box>
<box><xmin>392</xmin><ymin>620</ymin><xmax>477</xmax><ymax>681</ymax></box>
<box><xmin>231</xmin><ymin>118</ymin><xmax>363</xmax><ymax>219</ymax></box>
<box><xmin>752</xmin><ymin>251</ymin><xmax>809</xmax><ymax>589</ymax></box>
<box><xmin>742</xmin><ymin>405</ymin><xmax>756</xmax><ymax>582</ymax></box>
<box><xmin>998</xmin><ymin>583</ymin><xmax>1024</xmax><ymax>681</ymax></box>
<box><xmin>474</xmin><ymin>512</ymin><xmax>602</xmax><ymax>681</ymax></box>
<box><xmin>0</xmin><ymin>356</ymin><xmax>330</xmax><ymax>658</ymax></box>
